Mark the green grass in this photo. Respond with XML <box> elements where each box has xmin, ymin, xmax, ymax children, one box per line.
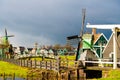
<box><xmin>30</xmin><ymin>55</ymin><xmax>76</xmax><ymax>67</ymax></box>
<box><xmin>30</xmin><ymin>55</ymin><xmax>76</xmax><ymax>62</ymax></box>
<box><xmin>59</xmin><ymin>55</ymin><xmax>76</xmax><ymax>66</ymax></box>
<box><xmin>0</xmin><ymin>61</ymin><xmax>28</xmax><ymax>77</ymax></box>
<box><xmin>59</xmin><ymin>55</ymin><xmax>75</xmax><ymax>60</ymax></box>
<box><xmin>98</xmin><ymin>69</ymin><xmax>120</xmax><ymax>80</ymax></box>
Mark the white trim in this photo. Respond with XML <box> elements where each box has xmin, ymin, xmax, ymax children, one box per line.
<box><xmin>85</xmin><ymin>61</ymin><xmax>113</xmax><ymax>64</ymax></box>
<box><xmin>101</xmin><ymin>33</ymin><xmax>108</xmax><ymax>42</ymax></box>
<box><xmin>94</xmin><ymin>33</ymin><xmax>108</xmax><ymax>45</ymax></box>
<box><xmin>86</xmin><ymin>24</ymin><xmax>120</xmax><ymax>29</ymax></box>
<box><xmin>85</xmin><ymin>60</ymin><xmax>120</xmax><ymax>64</ymax></box>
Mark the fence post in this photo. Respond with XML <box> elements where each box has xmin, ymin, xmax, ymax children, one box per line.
<box><xmin>68</xmin><ymin>71</ymin><xmax>71</xmax><ymax>80</ymax></box>
<box><xmin>34</xmin><ymin>59</ymin><xmax>36</xmax><ymax>68</ymax></box>
<box><xmin>40</xmin><ymin>61</ymin><xmax>42</xmax><ymax>68</ymax></box>
<box><xmin>42</xmin><ymin>72</ymin><xmax>45</xmax><ymax>80</ymax></box>
<box><xmin>77</xmin><ymin>69</ymin><xmax>79</xmax><ymax>80</ymax></box>
<box><xmin>23</xmin><ymin>60</ymin><xmax>25</xmax><ymax>67</ymax></box>
<box><xmin>50</xmin><ymin>60</ymin><xmax>52</xmax><ymax>70</ymax></box>
<box><xmin>16</xmin><ymin>60</ymin><xmax>18</xmax><ymax>65</ymax></box>
<box><xmin>20</xmin><ymin>59</ymin><xmax>22</xmax><ymax>66</ymax></box>
<box><xmin>26</xmin><ymin>60</ymin><xmax>28</xmax><ymax>67</ymax></box>
<box><xmin>46</xmin><ymin>61</ymin><xmax>47</xmax><ymax>69</ymax></box>
<box><xmin>56</xmin><ymin>72</ymin><xmax>59</xmax><ymax>80</ymax></box>
<box><xmin>47</xmin><ymin>72</ymin><xmax>49</xmax><ymax>80</ymax></box>
<box><xmin>30</xmin><ymin>60</ymin><xmax>32</xmax><ymax>68</ymax></box>
<box><xmin>57</xmin><ymin>58</ymin><xmax>60</xmax><ymax>71</ymax></box>
<box><xmin>18</xmin><ymin>60</ymin><xmax>20</xmax><ymax>66</ymax></box>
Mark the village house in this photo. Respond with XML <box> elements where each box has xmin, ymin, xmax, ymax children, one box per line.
<box><xmin>103</xmin><ymin>31</ymin><xmax>120</xmax><ymax>60</ymax></box>
<box><xmin>79</xmin><ymin>28</ymin><xmax>108</xmax><ymax>60</ymax></box>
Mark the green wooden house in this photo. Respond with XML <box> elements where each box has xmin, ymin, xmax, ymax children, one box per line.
<box><xmin>81</xmin><ymin>28</ymin><xmax>108</xmax><ymax>58</ymax></box>
<box><xmin>93</xmin><ymin>33</ymin><xmax>108</xmax><ymax>58</ymax></box>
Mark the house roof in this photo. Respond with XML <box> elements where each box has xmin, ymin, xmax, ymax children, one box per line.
<box><xmin>103</xmin><ymin>33</ymin><xmax>120</xmax><ymax>58</ymax></box>
<box><xmin>93</xmin><ymin>33</ymin><xmax>108</xmax><ymax>44</ymax></box>
<box><xmin>93</xmin><ymin>34</ymin><xmax>101</xmax><ymax>44</ymax></box>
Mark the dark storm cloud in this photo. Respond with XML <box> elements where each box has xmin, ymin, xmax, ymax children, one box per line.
<box><xmin>0</xmin><ymin>0</ymin><xmax>120</xmax><ymax>47</ymax></box>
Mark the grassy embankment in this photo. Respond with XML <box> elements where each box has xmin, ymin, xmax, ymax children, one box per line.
<box><xmin>0</xmin><ymin>60</ymin><xmax>57</xmax><ymax>78</ymax></box>
<box><xmin>98</xmin><ymin>69</ymin><xmax>120</xmax><ymax>80</ymax></box>
<box><xmin>1</xmin><ymin>55</ymin><xmax>120</xmax><ymax>79</ymax></box>
<box><xmin>0</xmin><ymin>61</ymin><xmax>28</xmax><ymax>77</ymax></box>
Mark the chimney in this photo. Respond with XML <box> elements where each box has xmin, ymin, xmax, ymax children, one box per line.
<box><xmin>92</xmin><ymin>28</ymin><xmax>96</xmax><ymax>34</ymax></box>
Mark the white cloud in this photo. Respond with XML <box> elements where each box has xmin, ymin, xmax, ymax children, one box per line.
<box><xmin>8</xmin><ymin>30</ymin><xmax>55</xmax><ymax>47</ymax></box>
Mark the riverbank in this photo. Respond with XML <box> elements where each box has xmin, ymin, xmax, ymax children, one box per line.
<box><xmin>0</xmin><ymin>61</ymin><xmax>28</xmax><ymax>77</ymax></box>
<box><xmin>0</xmin><ymin>61</ymin><xmax>59</xmax><ymax>79</ymax></box>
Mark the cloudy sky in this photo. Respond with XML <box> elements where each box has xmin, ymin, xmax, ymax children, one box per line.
<box><xmin>0</xmin><ymin>0</ymin><xmax>119</xmax><ymax>47</ymax></box>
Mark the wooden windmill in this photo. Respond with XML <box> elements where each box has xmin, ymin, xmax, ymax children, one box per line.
<box><xmin>67</xmin><ymin>9</ymin><xmax>86</xmax><ymax>61</ymax></box>
<box><xmin>0</xmin><ymin>29</ymin><xmax>14</xmax><ymax>58</ymax></box>
<box><xmin>1</xmin><ymin>29</ymin><xmax>14</xmax><ymax>48</ymax></box>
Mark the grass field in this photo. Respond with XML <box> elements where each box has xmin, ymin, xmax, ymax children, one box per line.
<box><xmin>0</xmin><ymin>61</ymin><xmax>28</xmax><ymax>77</ymax></box>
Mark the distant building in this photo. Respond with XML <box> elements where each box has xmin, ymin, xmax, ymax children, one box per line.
<box><xmin>14</xmin><ymin>46</ymin><xmax>25</xmax><ymax>55</ymax></box>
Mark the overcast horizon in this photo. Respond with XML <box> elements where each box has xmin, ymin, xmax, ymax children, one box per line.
<box><xmin>0</xmin><ymin>0</ymin><xmax>119</xmax><ymax>47</ymax></box>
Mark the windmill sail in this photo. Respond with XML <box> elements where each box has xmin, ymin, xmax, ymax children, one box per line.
<box><xmin>75</xmin><ymin>9</ymin><xmax>86</xmax><ymax>61</ymax></box>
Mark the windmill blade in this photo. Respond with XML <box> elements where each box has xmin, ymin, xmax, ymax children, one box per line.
<box><xmin>5</xmin><ymin>28</ymin><xmax>7</xmax><ymax>36</ymax></box>
<box><xmin>75</xmin><ymin>9</ymin><xmax>86</xmax><ymax>61</ymax></box>
<box><xmin>67</xmin><ymin>35</ymin><xmax>79</xmax><ymax>40</ymax></box>
<box><xmin>5</xmin><ymin>28</ymin><xmax>8</xmax><ymax>40</ymax></box>
<box><xmin>80</xmin><ymin>9</ymin><xmax>86</xmax><ymax>37</ymax></box>
<box><xmin>7</xmin><ymin>35</ymin><xmax>15</xmax><ymax>37</ymax></box>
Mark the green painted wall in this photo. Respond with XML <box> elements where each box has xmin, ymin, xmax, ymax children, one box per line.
<box><xmin>82</xmin><ymin>34</ymin><xmax>93</xmax><ymax>49</ymax></box>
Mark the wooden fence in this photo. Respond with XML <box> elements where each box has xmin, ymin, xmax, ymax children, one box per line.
<box><xmin>1</xmin><ymin>58</ymin><xmax>118</xmax><ymax>71</ymax></box>
<box><xmin>0</xmin><ymin>58</ymin><xmax>60</xmax><ymax>71</ymax></box>
<box><xmin>0</xmin><ymin>58</ymin><xmax>84</xmax><ymax>72</ymax></box>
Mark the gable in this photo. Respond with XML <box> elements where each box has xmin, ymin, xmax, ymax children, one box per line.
<box><xmin>94</xmin><ymin>34</ymin><xmax>108</xmax><ymax>46</ymax></box>
<box><xmin>103</xmin><ymin>33</ymin><xmax>120</xmax><ymax>58</ymax></box>
<box><xmin>93</xmin><ymin>34</ymin><xmax>101</xmax><ymax>44</ymax></box>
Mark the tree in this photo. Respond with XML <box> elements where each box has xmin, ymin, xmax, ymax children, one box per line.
<box><xmin>63</xmin><ymin>44</ymin><xmax>73</xmax><ymax>51</ymax></box>
<box><xmin>53</xmin><ymin>44</ymin><xmax>61</xmax><ymax>50</ymax></box>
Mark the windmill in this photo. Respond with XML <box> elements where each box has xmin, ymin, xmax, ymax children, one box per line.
<box><xmin>67</xmin><ymin>9</ymin><xmax>86</xmax><ymax>61</ymax></box>
<box><xmin>0</xmin><ymin>29</ymin><xmax>14</xmax><ymax>48</ymax></box>
<box><xmin>86</xmin><ymin>24</ymin><xmax>120</xmax><ymax>69</ymax></box>
<box><xmin>0</xmin><ymin>29</ymin><xmax>14</xmax><ymax>58</ymax></box>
